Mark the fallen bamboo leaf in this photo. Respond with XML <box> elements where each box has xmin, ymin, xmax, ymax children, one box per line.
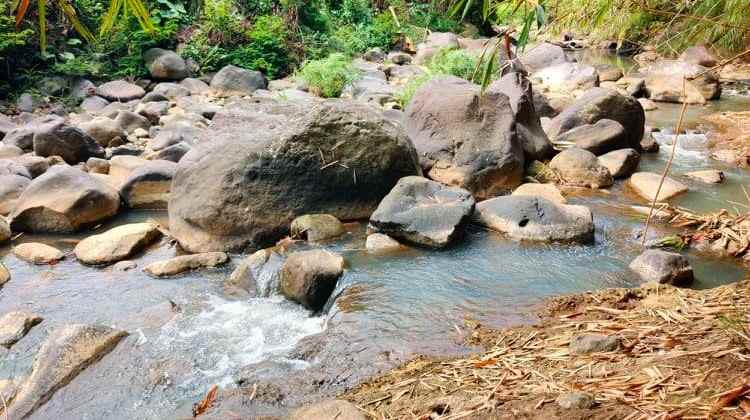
<box><xmin>193</xmin><ymin>384</ymin><xmax>219</xmax><ymax>417</ymax></box>
<box><xmin>710</xmin><ymin>383</ymin><xmax>750</xmax><ymax>416</ymax></box>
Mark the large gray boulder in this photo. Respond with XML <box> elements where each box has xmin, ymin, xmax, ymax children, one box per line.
<box><xmin>33</xmin><ymin>119</ymin><xmax>105</xmax><ymax>164</ymax></box>
<box><xmin>549</xmin><ymin>148</ymin><xmax>613</xmax><ymax>189</ymax></box>
<box><xmin>405</xmin><ymin>76</ymin><xmax>525</xmax><ymax>199</ymax></box>
<box><xmin>280</xmin><ymin>250</ymin><xmax>344</xmax><ymax>311</ymax></box>
<box><xmin>532</xmin><ymin>62</ymin><xmax>599</xmax><ymax>93</ymax></box>
<box><xmin>546</xmin><ymin>87</ymin><xmax>645</xmax><ymax>151</ymax></box>
<box><xmin>10</xmin><ymin>166</ymin><xmax>120</xmax><ymax>233</ymax></box>
<box><xmin>0</xmin><ymin>174</ymin><xmax>30</xmax><ymax>215</ymax></box>
<box><xmin>474</xmin><ymin>195</ymin><xmax>594</xmax><ymax>243</ymax></box>
<box><xmin>598</xmin><ymin>148</ymin><xmax>640</xmax><ymax>178</ymax></box>
<box><xmin>119</xmin><ymin>160</ymin><xmax>177</xmax><ymax>209</ymax></box>
<box><xmin>210</xmin><ymin>65</ymin><xmax>268</xmax><ymax>97</ymax></box>
<box><xmin>642</xmin><ymin>60</ymin><xmax>720</xmax><ymax>104</ymax></box>
<box><xmin>6</xmin><ymin>324</ymin><xmax>127</xmax><ymax>420</ymax></box>
<box><xmin>169</xmin><ymin>99</ymin><xmax>421</xmax><ymax>252</ymax></box>
<box><xmin>629</xmin><ymin>249</ymin><xmax>694</xmax><ymax>285</ymax></box>
<box><xmin>369</xmin><ymin>176</ymin><xmax>475</xmax><ymax>248</ymax></box>
<box><xmin>519</xmin><ymin>42</ymin><xmax>568</xmax><ymax>72</ymax></box>
<box><xmin>143</xmin><ymin>48</ymin><xmax>189</xmax><ymax>80</ymax></box>
<box><xmin>555</xmin><ymin>119</ymin><xmax>627</xmax><ymax>156</ymax></box>
<box><xmin>488</xmin><ymin>72</ymin><xmax>555</xmax><ymax>161</ymax></box>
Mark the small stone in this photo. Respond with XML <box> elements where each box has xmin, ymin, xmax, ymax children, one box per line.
<box><xmin>74</xmin><ymin>223</ymin><xmax>162</xmax><ymax>265</ymax></box>
<box><xmin>112</xmin><ymin>260</ymin><xmax>137</xmax><ymax>272</ymax></box>
<box><xmin>280</xmin><ymin>250</ymin><xmax>344</xmax><ymax>311</ymax></box>
<box><xmin>0</xmin><ymin>311</ymin><xmax>43</xmax><ymax>349</ymax></box>
<box><xmin>13</xmin><ymin>242</ymin><xmax>64</xmax><ymax>264</ymax></box>
<box><xmin>556</xmin><ymin>392</ymin><xmax>596</xmax><ymax>410</ymax></box>
<box><xmin>629</xmin><ymin>172</ymin><xmax>688</xmax><ymax>201</ymax></box>
<box><xmin>685</xmin><ymin>169</ymin><xmax>724</xmax><ymax>184</ymax></box>
<box><xmin>549</xmin><ymin>148</ymin><xmax>614</xmax><ymax>189</ymax></box>
<box><xmin>365</xmin><ymin>233</ymin><xmax>402</xmax><ymax>252</ymax></box>
<box><xmin>290</xmin><ymin>214</ymin><xmax>345</xmax><ymax>242</ymax></box>
<box><xmin>144</xmin><ymin>252</ymin><xmax>228</xmax><ymax>277</ymax></box>
<box><xmin>570</xmin><ymin>334</ymin><xmax>621</xmax><ymax>355</ymax></box>
<box><xmin>387</xmin><ymin>51</ymin><xmax>413</xmax><ymax>65</ymax></box>
<box><xmin>629</xmin><ymin>249</ymin><xmax>694</xmax><ymax>285</ymax></box>
<box><xmin>597</xmin><ymin>148</ymin><xmax>640</xmax><ymax>178</ymax></box>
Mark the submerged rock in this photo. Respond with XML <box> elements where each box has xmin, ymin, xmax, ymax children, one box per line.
<box><xmin>6</xmin><ymin>324</ymin><xmax>127</xmax><ymax>419</ymax></box>
<box><xmin>0</xmin><ymin>311</ymin><xmax>43</xmax><ymax>349</ymax></box>
<box><xmin>74</xmin><ymin>223</ymin><xmax>162</xmax><ymax>265</ymax></box>
<box><xmin>280</xmin><ymin>250</ymin><xmax>344</xmax><ymax>311</ymax></box>
<box><xmin>629</xmin><ymin>172</ymin><xmax>688</xmax><ymax>201</ymax></box>
<box><xmin>289</xmin><ymin>399</ymin><xmax>366</xmax><ymax>420</ymax></box>
<box><xmin>365</xmin><ymin>233</ymin><xmax>402</xmax><ymax>252</ymax></box>
<box><xmin>13</xmin><ymin>242</ymin><xmax>65</xmax><ymax>264</ymax></box>
<box><xmin>144</xmin><ymin>252</ymin><xmax>229</xmax><ymax>277</ymax></box>
<box><xmin>474</xmin><ymin>195</ymin><xmax>594</xmax><ymax>243</ymax></box>
<box><xmin>369</xmin><ymin>176</ymin><xmax>475</xmax><ymax>248</ymax></box>
<box><xmin>10</xmin><ymin>166</ymin><xmax>120</xmax><ymax>233</ymax></box>
<box><xmin>406</xmin><ymin>76</ymin><xmax>525</xmax><ymax>199</ymax></box>
<box><xmin>597</xmin><ymin>148</ymin><xmax>640</xmax><ymax>179</ymax></box>
<box><xmin>169</xmin><ymin>99</ymin><xmax>420</xmax><ymax>252</ymax></box>
<box><xmin>685</xmin><ymin>169</ymin><xmax>724</xmax><ymax>184</ymax></box>
<box><xmin>570</xmin><ymin>334</ymin><xmax>621</xmax><ymax>355</ymax></box>
<box><xmin>629</xmin><ymin>249</ymin><xmax>694</xmax><ymax>285</ymax></box>
<box><xmin>290</xmin><ymin>214</ymin><xmax>345</xmax><ymax>242</ymax></box>
<box><xmin>225</xmin><ymin>249</ymin><xmax>271</xmax><ymax>297</ymax></box>
<box><xmin>549</xmin><ymin>148</ymin><xmax>613</xmax><ymax>189</ymax></box>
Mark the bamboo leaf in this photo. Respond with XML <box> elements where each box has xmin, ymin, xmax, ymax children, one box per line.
<box><xmin>479</xmin><ymin>43</ymin><xmax>499</xmax><ymax>93</ymax></box>
<box><xmin>482</xmin><ymin>0</ymin><xmax>490</xmax><ymax>20</ymax></box>
<box><xmin>449</xmin><ymin>0</ymin><xmax>466</xmax><ymax>17</ymax></box>
<box><xmin>517</xmin><ymin>10</ymin><xmax>535</xmax><ymax>50</ymax></box>
<box><xmin>56</xmin><ymin>0</ymin><xmax>95</xmax><ymax>43</ymax></box>
<box><xmin>535</xmin><ymin>4</ymin><xmax>546</xmax><ymax>28</ymax></box>
<box><xmin>461</xmin><ymin>0</ymin><xmax>473</xmax><ymax>21</ymax></box>
<box><xmin>15</xmin><ymin>0</ymin><xmax>30</xmax><ymax>28</ymax></box>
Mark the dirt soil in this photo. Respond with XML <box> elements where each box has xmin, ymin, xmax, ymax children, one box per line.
<box><xmin>342</xmin><ymin>281</ymin><xmax>750</xmax><ymax>419</ymax></box>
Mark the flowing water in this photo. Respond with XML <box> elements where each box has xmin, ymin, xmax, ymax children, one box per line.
<box><xmin>1</xmin><ymin>54</ymin><xmax>750</xmax><ymax>419</ymax></box>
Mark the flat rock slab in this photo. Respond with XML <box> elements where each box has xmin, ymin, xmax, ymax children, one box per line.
<box><xmin>474</xmin><ymin>195</ymin><xmax>594</xmax><ymax>243</ymax></box>
<box><xmin>685</xmin><ymin>169</ymin><xmax>724</xmax><ymax>184</ymax></box>
<box><xmin>96</xmin><ymin>80</ymin><xmax>145</xmax><ymax>102</ymax></box>
<box><xmin>7</xmin><ymin>324</ymin><xmax>127</xmax><ymax>419</ymax></box>
<box><xmin>369</xmin><ymin>176</ymin><xmax>475</xmax><ymax>248</ymax></box>
<box><xmin>629</xmin><ymin>172</ymin><xmax>688</xmax><ymax>201</ymax></box>
<box><xmin>511</xmin><ymin>183</ymin><xmax>567</xmax><ymax>204</ymax></box>
<box><xmin>13</xmin><ymin>242</ymin><xmax>64</xmax><ymax>264</ymax></box>
<box><xmin>0</xmin><ymin>311</ymin><xmax>43</xmax><ymax>349</ymax></box>
<box><xmin>144</xmin><ymin>252</ymin><xmax>228</xmax><ymax>277</ymax></box>
<box><xmin>629</xmin><ymin>249</ymin><xmax>694</xmax><ymax>285</ymax></box>
<box><xmin>74</xmin><ymin>223</ymin><xmax>162</xmax><ymax>265</ymax></box>
<box><xmin>280</xmin><ymin>250</ymin><xmax>345</xmax><ymax>311</ymax></box>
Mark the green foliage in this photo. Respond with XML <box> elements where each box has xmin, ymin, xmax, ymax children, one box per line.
<box><xmin>0</xmin><ymin>2</ymin><xmax>31</xmax><ymax>58</ymax></box>
<box><xmin>297</xmin><ymin>53</ymin><xmax>360</xmax><ymax>98</ymax></box>
<box><xmin>428</xmin><ymin>47</ymin><xmax>479</xmax><ymax>80</ymax></box>
<box><xmin>227</xmin><ymin>15</ymin><xmax>289</xmax><ymax>77</ymax></box>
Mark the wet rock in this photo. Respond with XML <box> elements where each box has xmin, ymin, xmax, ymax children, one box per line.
<box><xmin>549</xmin><ymin>148</ymin><xmax>613</xmax><ymax>189</ymax></box>
<box><xmin>679</xmin><ymin>45</ymin><xmax>717</xmax><ymax>67</ymax></box>
<box><xmin>74</xmin><ymin>222</ymin><xmax>162</xmax><ymax>265</ymax></box>
<box><xmin>532</xmin><ymin>62</ymin><xmax>599</xmax><ymax>94</ymax></box>
<box><xmin>0</xmin><ymin>263</ymin><xmax>9</xmax><ymax>287</ymax></box>
<box><xmin>406</xmin><ymin>76</ymin><xmax>524</xmax><ymax>199</ymax></box>
<box><xmin>291</xmin><ymin>214</ymin><xmax>345</xmax><ymax>242</ymax></box>
<box><xmin>570</xmin><ymin>334</ymin><xmax>621</xmax><ymax>355</ymax></box>
<box><xmin>640</xmin><ymin>133</ymin><xmax>660</xmax><ymax>153</ymax></box>
<box><xmin>629</xmin><ymin>249</ymin><xmax>694</xmax><ymax>285</ymax></box>
<box><xmin>80</xmin><ymin>96</ymin><xmax>110</xmax><ymax>113</ymax></box>
<box><xmin>143</xmin><ymin>48</ymin><xmax>189</xmax><ymax>80</ymax></box>
<box><xmin>0</xmin><ymin>217</ymin><xmax>9</xmax><ymax>242</ymax></box>
<box><xmin>225</xmin><ymin>249</ymin><xmax>271</xmax><ymax>297</ymax></box>
<box><xmin>414</xmin><ymin>32</ymin><xmax>460</xmax><ymax>65</ymax></box>
<box><xmin>169</xmin><ymin>99</ymin><xmax>420</xmax><ymax>252</ymax></box>
<box><xmin>210</xmin><ymin>65</ymin><xmax>268</xmax><ymax>97</ymax></box>
<box><xmin>12</xmin><ymin>242</ymin><xmax>65</xmax><ymax>264</ymax></box>
<box><xmin>33</xmin><ymin>119</ymin><xmax>104</xmax><ymax>164</ymax></box>
<box><xmin>512</xmin><ymin>183</ymin><xmax>566</xmax><ymax>204</ymax></box>
<box><xmin>180</xmin><ymin>77</ymin><xmax>209</xmax><ymax>95</ymax></box>
<box><xmin>289</xmin><ymin>399</ymin><xmax>366</xmax><ymax>420</ymax></box>
<box><xmin>0</xmin><ymin>311</ymin><xmax>43</xmax><ymax>349</ymax></box>
<box><xmin>113</xmin><ymin>261</ymin><xmax>137</xmax><ymax>272</ymax></box>
<box><xmin>387</xmin><ymin>51</ymin><xmax>412</xmax><ymax>65</ymax></box>
<box><xmin>10</xmin><ymin>166</ymin><xmax>120</xmax><ymax>233</ymax></box>
<box><xmin>685</xmin><ymin>169</ymin><xmax>724</xmax><ymax>184</ymax></box>
<box><xmin>518</xmin><ymin>42</ymin><xmax>567</xmax><ymax>72</ymax></box>
<box><xmin>642</xmin><ymin>60</ymin><xmax>720</xmax><ymax>104</ymax></box>
<box><xmin>369</xmin><ymin>176</ymin><xmax>475</xmax><ymax>248</ymax></box>
<box><xmin>0</xmin><ymin>175</ymin><xmax>30</xmax><ymax>215</ymax></box>
<box><xmin>144</xmin><ymin>252</ymin><xmax>229</xmax><ymax>277</ymax></box>
<box><xmin>365</xmin><ymin>233</ymin><xmax>402</xmax><ymax>252</ymax></box>
<box><xmin>546</xmin><ymin>87</ymin><xmax>645</xmax><ymax>151</ymax></box>
<box><xmin>555</xmin><ymin>119</ymin><xmax>627</xmax><ymax>156</ymax></box>
<box><xmin>119</xmin><ymin>160</ymin><xmax>177</xmax><ymax>209</ymax></box>
<box><xmin>711</xmin><ymin>149</ymin><xmax>739</xmax><ymax>165</ymax></box>
<box><xmin>6</xmin><ymin>324</ymin><xmax>128</xmax><ymax>420</ymax></box>
<box><xmin>629</xmin><ymin>172</ymin><xmax>688</xmax><ymax>201</ymax></box>
<box><xmin>598</xmin><ymin>148</ymin><xmax>640</xmax><ymax>178</ymax></box>
<box><xmin>280</xmin><ymin>250</ymin><xmax>344</xmax><ymax>311</ymax></box>
<box><xmin>489</xmin><ymin>72</ymin><xmax>555</xmax><ymax>161</ymax></box>
<box><xmin>474</xmin><ymin>195</ymin><xmax>594</xmax><ymax>243</ymax></box>
<box><xmin>78</xmin><ymin>116</ymin><xmax>126</xmax><ymax>147</ymax></box>
<box><xmin>556</xmin><ymin>392</ymin><xmax>596</xmax><ymax>409</ymax></box>
<box><xmin>96</xmin><ymin>80</ymin><xmax>145</xmax><ymax>102</ymax></box>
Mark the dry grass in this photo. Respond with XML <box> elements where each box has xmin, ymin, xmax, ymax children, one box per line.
<box><xmin>343</xmin><ymin>281</ymin><xmax>750</xmax><ymax>419</ymax></box>
<box><xmin>704</xmin><ymin>111</ymin><xmax>750</xmax><ymax>167</ymax></box>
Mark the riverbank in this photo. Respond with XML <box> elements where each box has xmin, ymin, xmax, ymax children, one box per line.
<box><xmin>342</xmin><ymin>280</ymin><xmax>750</xmax><ymax>419</ymax></box>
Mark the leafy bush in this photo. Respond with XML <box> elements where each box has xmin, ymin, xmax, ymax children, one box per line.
<box><xmin>297</xmin><ymin>53</ymin><xmax>360</xmax><ymax>98</ymax></box>
<box><xmin>227</xmin><ymin>15</ymin><xmax>290</xmax><ymax>78</ymax></box>
<box><xmin>396</xmin><ymin>72</ymin><xmax>435</xmax><ymax>109</ymax></box>
<box><xmin>428</xmin><ymin>47</ymin><xmax>479</xmax><ymax>81</ymax></box>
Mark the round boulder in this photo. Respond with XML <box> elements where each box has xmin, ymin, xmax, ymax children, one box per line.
<box><xmin>280</xmin><ymin>250</ymin><xmax>345</xmax><ymax>311</ymax></box>
<box><xmin>210</xmin><ymin>65</ymin><xmax>268</xmax><ymax>97</ymax></box>
<box><xmin>33</xmin><ymin>119</ymin><xmax>104</xmax><ymax>164</ymax></box>
<box><xmin>290</xmin><ymin>214</ymin><xmax>345</xmax><ymax>242</ymax></box>
<box><xmin>549</xmin><ymin>148</ymin><xmax>613</xmax><ymax>189</ymax></box>
<box><xmin>143</xmin><ymin>48</ymin><xmax>189</xmax><ymax>81</ymax></box>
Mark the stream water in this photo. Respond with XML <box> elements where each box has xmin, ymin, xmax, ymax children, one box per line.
<box><xmin>1</xmin><ymin>53</ymin><xmax>750</xmax><ymax>419</ymax></box>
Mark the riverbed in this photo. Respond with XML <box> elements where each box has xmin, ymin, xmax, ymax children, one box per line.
<box><xmin>1</xmin><ymin>55</ymin><xmax>750</xmax><ymax>419</ymax></box>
